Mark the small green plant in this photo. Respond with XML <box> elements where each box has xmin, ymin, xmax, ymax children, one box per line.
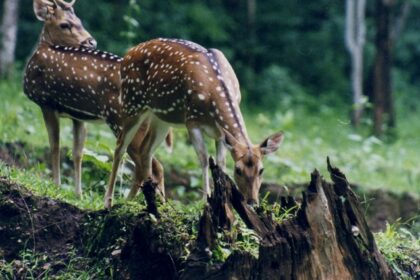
<box><xmin>259</xmin><ymin>191</ymin><xmax>299</xmax><ymax>224</ymax></box>
<box><xmin>375</xmin><ymin>221</ymin><xmax>420</xmax><ymax>279</ymax></box>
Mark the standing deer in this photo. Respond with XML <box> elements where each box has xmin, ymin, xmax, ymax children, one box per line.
<box><xmin>24</xmin><ymin>0</ymin><xmax>169</xmax><ymax>198</ymax></box>
<box><xmin>104</xmin><ymin>38</ymin><xmax>283</xmax><ymax>208</ymax></box>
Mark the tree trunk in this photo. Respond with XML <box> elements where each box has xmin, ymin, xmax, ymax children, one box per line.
<box><xmin>246</xmin><ymin>0</ymin><xmax>257</xmax><ymax>90</ymax></box>
<box><xmin>0</xmin><ymin>0</ymin><xmax>19</xmax><ymax>79</ymax></box>
<box><xmin>373</xmin><ymin>0</ymin><xmax>395</xmax><ymax>136</ymax></box>
<box><xmin>345</xmin><ymin>0</ymin><xmax>367</xmax><ymax>127</ymax></box>
<box><xmin>247</xmin><ymin>0</ymin><xmax>257</xmax><ymax>68</ymax></box>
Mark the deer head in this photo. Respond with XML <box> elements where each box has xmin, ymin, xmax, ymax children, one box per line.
<box><xmin>33</xmin><ymin>0</ymin><xmax>97</xmax><ymax>49</ymax></box>
<box><xmin>224</xmin><ymin>131</ymin><xmax>284</xmax><ymax>206</ymax></box>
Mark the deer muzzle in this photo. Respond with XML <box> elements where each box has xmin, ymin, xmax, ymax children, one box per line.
<box><xmin>81</xmin><ymin>37</ymin><xmax>97</xmax><ymax>49</ymax></box>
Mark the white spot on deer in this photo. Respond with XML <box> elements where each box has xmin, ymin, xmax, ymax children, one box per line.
<box><xmin>198</xmin><ymin>94</ymin><xmax>205</xmax><ymax>100</ymax></box>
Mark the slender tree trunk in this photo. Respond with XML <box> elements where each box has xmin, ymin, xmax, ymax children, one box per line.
<box><xmin>247</xmin><ymin>0</ymin><xmax>256</xmax><ymax>66</ymax></box>
<box><xmin>373</xmin><ymin>0</ymin><xmax>395</xmax><ymax>136</ymax></box>
<box><xmin>246</xmin><ymin>0</ymin><xmax>257</xmax><ymax>89</ymax></box>
<box><xmin>345</xmin><ymin>0</ymin><xmax>366</xmax><ymax>127</ymax></box>
<box><xmin>0</xmin><ymin>0</ymin><xmax>19</xmax><ymax>79</ymax></box>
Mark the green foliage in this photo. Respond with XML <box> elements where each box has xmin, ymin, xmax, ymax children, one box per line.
<box><xmin>9</xmin><ymin>0</ymin><xmax>420</xmax><ymax>112</ymax></box>
<box><xmin>259</xmin><ymin>192</ymin><xmax>298</xmax><ymax>224</ymax></box>
<box><xmin>120</xmin><ymin>0</ymin><xmax>141</xmax><ymax>46</ymax></box>
<box><xmin>211</xmin><ymin>220</ymin><xmax>261</xmax><ymax>263</ymax></box>
<box><xmin>212</xmin><ymin>197</ymin><xmax>299</xmax><ymax>263</ymax></box>
<box><xmin>252</xmin><ymin>65</ymin><xmax>307</xmax><ymax>111</ymax></box>
<box><xmin>0</xmin><ymin>247</ymin><xmax>112</xmax><ymax>279</ymax></box>
<box><xmin>244</xmin><ymin>103</ymin><xmax>420</xmax><ymax>194</ymax></box>
<box><xmin>1</xmin><ymin>75</ymin><xmax>419</xmax><ymax>199</ymax></box>
<box><xmin>375</xmin><ymin>221</ymin><xmax>420</xmax><ymax>279</ymax></box>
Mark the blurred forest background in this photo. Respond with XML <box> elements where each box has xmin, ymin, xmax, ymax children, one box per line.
<box><xmin>1</xmin><ymin>2</ymin><xmax>419</xmax><ymax>277</ymax></box>
<box><xmin>0</xmin><ymin>0</ymin><xmax>419</xmax><ymax>197</ymax></box>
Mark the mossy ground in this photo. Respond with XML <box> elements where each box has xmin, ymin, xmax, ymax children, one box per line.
<box><xmin>0</xmin><ymin>164</ymin><xmax>419</xmax><ymax>279</ymax></box>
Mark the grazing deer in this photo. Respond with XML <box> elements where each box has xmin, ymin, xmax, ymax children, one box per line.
<box><xmin>24</xmin><ymin>0</ymin><xmax>169</xmax><ymax>198</ymax></box>
<box><xmin>104</xmin><ymin>38</ymin><xmax>283</xmax><ymax>208</ymax></box>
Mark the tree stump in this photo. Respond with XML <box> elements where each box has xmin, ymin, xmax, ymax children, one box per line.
<box><xmin>142</xmin><ymin>178</ymin><xmax>162</xmax><ymax>219</ymax></box>
<box><xmin>0</xmin><ymin>159</ymin><xmax>398</xmax><ymax>279</ymax></box>
<box><xmin>181</xmin><ymin>158</ymin><xmax>396</xmax><ymax>279</ymax></box>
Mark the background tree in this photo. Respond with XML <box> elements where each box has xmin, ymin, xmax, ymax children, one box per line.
<box><xmin>372</xmin><ymin>0</ymin><xmax>412</xmax><ymax>136</ymax></box>
<box><xmin>345</xmin><ymin>0</ymin><xmax>367</xmax><ymax>127</ymax></box>
<box><xmin>0</xmin><ymin>0</ymin><xmax>19</xmax><ymax>79</ymax></box>
<box><xmin>1</xmin><ymin>0</ymin><xmax>419</xmax><ymax>136</ymax></box>
<box><xmin>246</xmin><ymin>0</ymin><xmax>257</xmax><ymax>85</ymax></box>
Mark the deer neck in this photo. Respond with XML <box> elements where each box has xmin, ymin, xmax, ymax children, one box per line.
<box><xmin>206</xmin><ymin>50</ymin><xmax>251</xmax><ymax>148</ymax></box>
<box><xmin>211</xmin><ymin>95</ymin><xmax>251</xmax><ymax>148</ymax></box>
<box><xmin>38</xmin><ymin>27</ymin><xmax>55</xmax><ymax>48</ymax></box>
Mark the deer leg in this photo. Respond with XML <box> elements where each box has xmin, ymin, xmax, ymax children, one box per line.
<box><xmin>41</xmin><ymin>108</ymin><xmax>61</xmax><ymax>186</ymax></box>
<box><xmin>126</xmin><ymin>120</ymin><xmax>151</xmax><ymax>200</ymax></box>
<box><xmin>126</xmin><ymin>152</ymin><xmax>152</xmax><ymax>200</ymax></box>
<box><xmin>188</xmin><ymin>127</ymin><xmax>210</xmax><ymax>198</ymax></box>
<box><xmin>104</xmin><ymin>113</ymin><xmax>148</xmax><ymax>209</ymax></box>
<box><xmin>72</xmin><ymin>119</ymin><xmax>86</xmax><ymax>198</ymax></box>
<box><xmin>127</xmin><ymin>119</ymin><xmax>169</xmax><ymax>200</ymax></box>
<box><xmin>151</xmin><ymin>158</ymin><xmax>165</xmax><ymax>197</ymax></box>
<box><xmin>215</xmin><ymin>139</ymin><xmax>227</xmax><ymax>170</ymax></box>
<box><xmin>127</xmin><ymin>148</ymin><xmax>165</xmax><ymax>200</ymax></box>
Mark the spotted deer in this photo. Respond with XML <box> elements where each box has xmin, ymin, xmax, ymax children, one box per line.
<box><xmin>104</xmin><ymin>38</ymin><xmax>283</xmax><ymax>208</ymax></box>
<box><xmin>24</xmin><ymin>0</ymin><xmax>169</xmax><ymax>198</ymax></box>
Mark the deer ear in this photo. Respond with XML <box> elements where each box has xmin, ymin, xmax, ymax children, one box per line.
<box><xmin>34</xmin><ymin>0</ymin><xmax>55</xmax><ymax>21</ymax></box>
<box><xmin>260</xmin><ymin>132</ymin><xmax>284</xmax><ymax>155</ymax></box>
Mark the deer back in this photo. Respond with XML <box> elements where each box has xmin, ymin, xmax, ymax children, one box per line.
<box><xmin>121</xmin><ymin>38</ymin><xmax>247</xmax><ymax>141</ymax></box>
<box><xmin>24</xmin><ymin>44</ymin><xmax>124</xmax><ymax>133</ymax></box>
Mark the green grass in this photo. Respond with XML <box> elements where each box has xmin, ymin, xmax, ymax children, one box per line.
<box><xmin>0</xmin><ymin>77</ymin><xmax>419</xmax><ymax>196</ymax></box>
<box><xmin>1</xmin><ymin>73</ymin><xmax>419</xmax><ymax>278</ymax></box>
<box><xmin>375</xmin><ymin>221</ymin><xmax>420</xmax><ymax>279</ymax></box>
<box><xmin>243</xmin><ymin>107</ymin><xmax>420</xmax><ymax>194</ymax></box>
<box><xmin>0</xmin><ymin>162</ymin><xmax>113</xmax><ymax>210</ymax></box>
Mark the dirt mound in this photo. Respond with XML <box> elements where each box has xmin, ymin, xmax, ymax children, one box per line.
<box><xmin>0</xmin><ymin>177</ymin><xmax>85</xmax><ymax>260</ymax></box>
<box><xmin>0</xmin><ymin>178</ymin><xmax>191</xmax><ymax>279</ymax></box>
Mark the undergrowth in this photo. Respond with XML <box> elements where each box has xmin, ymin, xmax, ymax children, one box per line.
<box><xmin>0</xmin><ymin>247</ymin><xmax>112</xmax><ymax>280</ymax></box>
<box><xmin>375</xmin><ymin>221</ymin><xmax>420</xmax><ymax>279</ymax></box>
<box><xmin>1</xmin><ymin>78</ymin><xmax>420</xmax><ymax>196</ymax></box>
<box><xmin>0</xmin><ymin>77</ymin><xmax>419</xmax><ymax>278</ymax></box>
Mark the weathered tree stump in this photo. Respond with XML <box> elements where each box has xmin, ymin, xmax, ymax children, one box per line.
<box><xmin>0</xmin><ymin>158</ymin><xmax>398</xmax><ymax>279</ymax></box>
<box><xmin>181</xmin><ymin>158</ymin><xmax>396</xmax><ymax>279</ymax></box>
<box><xmin>142</xmin><ymin>178</ymin><xmax>162</xmax><ymax>219</ymax></box>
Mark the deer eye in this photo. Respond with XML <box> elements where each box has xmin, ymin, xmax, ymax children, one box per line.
<box><xmin>259</xmin><ymin>168</ymin><xmax>264</xmax><ymax>176</ymax></box>
<box><xmin>235</xmin><ymin>167</ymin><xmax>242</xmax><ymax>176</ymax></box>
<box><xmin>59</xmin><ymin>23</ymin><xmax>72</xmax><ymax>30</ymax></box>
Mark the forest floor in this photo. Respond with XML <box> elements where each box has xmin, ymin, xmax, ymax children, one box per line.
<box><xmin>0</xmin><ymin>141</ymin><xmax>419</xmax><ymax>279</ymax></box>
<box><xmin>0</xmin><ymin>78</ymin><xmax>419</xmax><ymax>278</ymax></box>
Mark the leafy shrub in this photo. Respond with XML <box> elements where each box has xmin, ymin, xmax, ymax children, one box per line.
<box><xmin>252</xmin><ymin>65</ymin><xmax>308</xmax><ymax>111</ymax></box>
